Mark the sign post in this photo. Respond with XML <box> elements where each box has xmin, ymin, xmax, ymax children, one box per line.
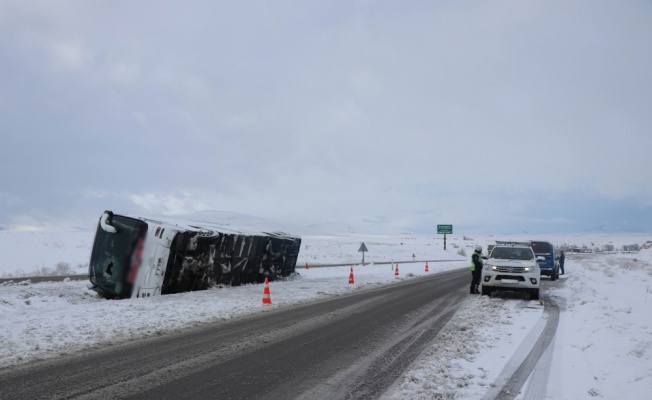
<box><xmin>358</xmin><ymin>242</ymin><xmax>369</xmax><ymax>266</ymax></box>
<box><xmin>437</xmin><ymin>224</ymin><xmax>453</xmax><ymax>250</ymax></box>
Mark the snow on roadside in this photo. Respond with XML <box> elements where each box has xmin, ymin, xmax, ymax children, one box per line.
<box><xmin>540</xmin><ymin>253</ymin><xmax>652</xmax><ymax>400</ymax></box>
<box><xmin>0</xmin><ymin>261</ymin><xmax>466</xmax><ymax>369</ymax></box>
<box><xmin>381</xmin><ymin>295</ymin><xmax>544</xmax><ymax>400</ymax></box>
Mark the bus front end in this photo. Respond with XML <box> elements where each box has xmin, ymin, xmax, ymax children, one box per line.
<box><xmin>89</xmin><ymin>211</ymin><xmax>151</xmax><ymax>299</ymax></box>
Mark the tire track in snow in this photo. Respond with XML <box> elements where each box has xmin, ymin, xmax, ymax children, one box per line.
<box><xmin>521</xmin><ymin>333</ymin><xmax>555</xmax><ymax>400</ymax></box>
<box><xmin>483</xmin><ymin>298</ymin><xmax>560</xmax><ymax>400</ymax></box>
<box><xmin>522</xmin><ymin>294</ymin><xmax>567</xmax><ymax>399</ymax></box>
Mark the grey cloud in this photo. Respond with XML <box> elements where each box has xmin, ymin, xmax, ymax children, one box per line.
<box><xmin>0</xmin><ymin>1</ymin><xmax>651</xmax><ymax>233</ymax></box>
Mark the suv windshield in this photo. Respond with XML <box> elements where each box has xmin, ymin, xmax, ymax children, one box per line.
<box><xmin>531</xmin><ymin>241</ymin><xmax>552</xmax><ymax>255</ymax></box>
<box><xmin>490</xmin><ymin>247</ymin><xmax>534</xmax><ymax>260</ymax></box>
<box><xmin>89</xmin><ymin>215</ymin><xmax>148</xmax><ymax>298</ymax></box>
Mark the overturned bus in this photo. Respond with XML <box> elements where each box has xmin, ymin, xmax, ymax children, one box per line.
<box><xmin>89</xmin><ymin>211</ymin><xmax>301</xmax><ymax>299</ymax></box>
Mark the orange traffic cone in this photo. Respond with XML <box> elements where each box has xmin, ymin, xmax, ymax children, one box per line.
<box><xmin>425</xmin><ymin>262</ymin><xmax>429</xmax><ymax>272</ymax></box>
<box><xmin>349</xmin><ymin>266</ymin><xmax>355</xmax><ymax>284</ymax></box>
<box><xmin>395</xmin><ymin>263</ymin><xmax>399</xmax><ymax>277</ymax></box>
<box><xmin>305</xmin><ymin>262</ymin><xmax>309</xmax><ymax>269</ymax></box>
<box><xmin>262</xmin><ymin>277</ymin><xmax>272</xmax><ymax>304</ymax></box>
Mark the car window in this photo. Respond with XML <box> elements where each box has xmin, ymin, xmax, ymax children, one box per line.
<box><xmin>531</xmin><ymin>241</ymin><xmax>552</xmax><ymax>254</ymax></box>
<box><xmin>490</xmin><ymin>247</ymin><xmax>507</xmax><ymax>259</ymax></box>
<box><xmin>490</xmin><ymin>247</ymin><xmax>533</xmax><ymax>260</ymax></box>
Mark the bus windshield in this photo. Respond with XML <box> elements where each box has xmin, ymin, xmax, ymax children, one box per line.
<box><xmin>89</xmin><ymin>214</ymin><xmax>148</xmax><ymax>298</ymax></box>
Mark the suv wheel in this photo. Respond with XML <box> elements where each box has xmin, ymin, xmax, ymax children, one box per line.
<box><xmin>551</xmin><ymin>270</ymin><xmax>558</xmax><ymax>281</ymax></box>
<box><xmin>481</xmin><ymin>286</ymin><xmax>491</xmax><ymax>296</ymax></box>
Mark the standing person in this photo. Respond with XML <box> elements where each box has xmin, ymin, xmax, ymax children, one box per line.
<box><xmin>559</xmin><ymin>251</ymin><xmax>565</xmax><ymax>275</ymax></box>
<box><xmin>470</xmin><ymin>245</ymin><xmax>483</xmax><ymax>294</ymax></box>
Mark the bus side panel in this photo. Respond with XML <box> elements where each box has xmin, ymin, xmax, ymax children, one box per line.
<box><xmin>161</xmin><ymin>231</ymin><xmax>301</xmax><ymax>294</ymax></box>
<box><xmin>248</xmin><ymin>236</ymin><xmax>266</xmax><ymax>284</ymax></box>
<box><xmin>226</xmin><ymin>234</ymin><xmax>247</xmax><ymax>286</ymax></box>
<box><xmin>237</xmin><ymin>235</ymin><xmax>261</xmax><ymax>285</ymax></box>
<box><xmin>260</xmin><ymin>235</ymin><xmax>301</xmax><ymax>281</ymax></box>
<box><xmin>215</xmin><ymin>233</ymin><xmax>234</xmax><ymax>286</ymax></box>
<box><xmin>283</xmin><ymin>237</ymin><xmax>301</xmax><ymax>276</ymax></box>
<box><xmin>161</xmin><ymin>232</ymin><xmax>186</xmax><ymax>295</ymax></box>
<box><xmin>162</xmin><ymin>232</ymin><xmax>220</xmax><ymax>294</ymax></box>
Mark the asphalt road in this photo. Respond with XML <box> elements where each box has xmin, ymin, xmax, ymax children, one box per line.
<box><xmin>0</xmin><ymin>269</ymin><xmax>469</xmax><ymax>400</ymax></box>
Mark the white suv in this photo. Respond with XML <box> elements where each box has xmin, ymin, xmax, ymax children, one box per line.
<box><xmin>481</xmin><ymin>242</ymin><xmax>542</xmax><ymax>300</ymax></box>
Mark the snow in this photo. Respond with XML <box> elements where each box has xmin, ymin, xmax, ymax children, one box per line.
<box><xmin>0</xmin><ymin>255</ymin><xmax>467</xmax><ymax>367</ymax></box>
<box><xmin>298</xmin><ymin>233</ymin><xmax>463</xmax><ymax>265</ymax></box>
<box><xmin>541</xmin><ymin>253</ymin><xmax>652</xmax><ymax>399</ymax></box>
<box><xmin>1</xmin><ymin>230</ymin><xmax>651</xmax><ymax>399</ymax></box>
<box><xmin>381</xmin><ymin>247</ymin><xmax>652</xmax><ymax>400</ymax></box>
<box><xmin>0</xmin><ymin>230</ymin><xmax>91</xmax><ymax>277</ymax></box>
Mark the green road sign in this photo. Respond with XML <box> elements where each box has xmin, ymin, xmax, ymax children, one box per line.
<box><xmin>437</xmin><ymin>224</ymin><xmax>453</xmax><ymax>234</ymax></box>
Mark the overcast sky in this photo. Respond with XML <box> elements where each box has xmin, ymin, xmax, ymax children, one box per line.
<box><xmin>1</xmin><ymin>1</ymin><xmax>651</xmax><ymax>234</ymax></box>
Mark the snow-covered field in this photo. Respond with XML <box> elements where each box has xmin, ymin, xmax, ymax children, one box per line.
<box><xmin>0</xmin><ymin>230</ymin><xmax>92</xmax><ymax>277</ymax></box>
<box><xmin>1</xmin><ymin>231</ymin><xmax>651</xmax><ymax>399</ymax></box>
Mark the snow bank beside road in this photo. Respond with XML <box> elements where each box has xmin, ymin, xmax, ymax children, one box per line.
<box><xmin>544</xmin><ymin>253</ymin><xmax>652</xmax><ymax>399</ymax></box>
<box><xmin>382</xmin><ymin>296</ymin><xmax>544</xmax><ymax>400</ymax></box>
<box><xmin>0</xmin><ymin>261</ymin><xmax>466</xmax><ymax>369</ymax></box>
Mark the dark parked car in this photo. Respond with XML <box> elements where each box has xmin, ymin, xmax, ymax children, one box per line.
<box><xmin>530</xmin><ymin>241</ymin><xmax>559</xmax><ymax>281</ymax></box>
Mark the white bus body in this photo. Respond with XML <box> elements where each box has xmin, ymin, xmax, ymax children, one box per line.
<box><xmin>89</xmin><ymin>211</ymin><xmax>301</xmax><ymax>299</ymax></box>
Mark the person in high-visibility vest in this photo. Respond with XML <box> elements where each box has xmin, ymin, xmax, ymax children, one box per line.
<box><xmin>470</xmin><ymin>245</ymin><xmax>483</xmax><ymax>294</ymax></box>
